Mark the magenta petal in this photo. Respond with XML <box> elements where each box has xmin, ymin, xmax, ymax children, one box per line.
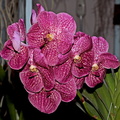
<box><xmin>55</xmin><ymin>79</ymin><xmax>76</xmax><ymax>102</ymax></box>
<box><xmin>54</xmin><ymin>59</ymin><xmax>72</xmax><ymax>83</ymax></box>
<box><xmin>31</xmin><ymin>10</ymin><xmax>37</xmax><ymax>24</ymax></box>
<box><xmin>8</xmin><ymin>45</ymin><xmax>28</xmax><ymax>70</ymax></box>
<box><xmin>42</xmin><ymin>41</ymin><xmax>59</xmax><ymax>66</ymax></box>
<box><xmin>0</xmin><ymin>40</ymin><xmax>15</xmax><ymax>60</ymax></box>
<box><xmin>20</xmin><ymin>70</ymin><xmax>44</xmax><ymax>93</ymax></box>
<box><xmin>57</xmin><ymin>31</ymin><xmax>73</xmax><ymax>54</ymax></box>
<box><xmin>33</xmin><ymin>48</ymin><xmax>48</xmax><ymax>68</ymax></box>
<box><xmin>37</xmin><ymin>11</ymin><xmax>58</xmax><ymax>33</ymax></box>
<box><xmin>7</xmin><ymin>23</ymin><xmax>19</xmax><ymax>40</ymax></box>
<box><xmin>92</xmin><ymin>37</ymin><xmax>109</xmax><ymax>59</ymax></box>
<box><xmin>72</xmin><ymin>35</ymin><xmax>92</xmax><ymax>54</ymax></box>
<box><xmin>27</xmin><ymin>23</ymin><xmax>45</xmax><ymax>47</ymax></box>
<box><xmin>18</xmin><ymin>19</ymin><xmax>26</xmax><ymax>41</ymax></box>
<box><xmin>57</xmin><ymin>52</ymin><xmax>70</xmax><ymax>65</ymax></box>
<box><xmin>11</xmin><ymin>31</ymin><xmax>21</xmax><ymax>52</ymax></box>
<box><xmin>72</xmin><ymin>63</ymin><xmax>90</xmax><ymax>78</ymax></box>
<box><xmin>72</xmin><ymin>76</ymin><xmax>85</xmax><ymax>89</ymax></box>
<box><xmin>98</xmin><ymin>53</ymin><xmax>120</xmax><ymax>69</ymax></box>
<box><xmin>28</xmin><ymin>90</ymin><xmax>61</xmax><ymax>114</ymax></box>
<box><xmin>57</xmin><ymin>13</ymin><xmax>76</xmax><ymax>34</ymax></box>
<box><xmin>38</xmin><ymin>67</ymin><xmax>55</xmax><ymax>90</ymax></box>
<box><xmin>85</xmin><ymin>67</ymin><xmax>106</xmax><ymax>88</ymax></box>
<box><xmin>36</xmin><ymin>4</ymin><xmax>45</xmax><ymax>14</ymax></box>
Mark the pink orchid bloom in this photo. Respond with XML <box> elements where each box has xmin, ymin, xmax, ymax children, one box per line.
<box><xmin>0</xmin><ymin>19</ymin><xmax>28</xmax><ymax>70</ymax></box>
<box><xmin>19</xmin><ymin>47</ymin><xmax>55</xmax><ymax>92</ymax></box>
<box><xmin>19</xmin><ymin>46</ymin><xmax>76</xmax><ymax>114</ymax></box>
<box><xmin>84</xmin><ymin>37</ymin><xmax>120</xmax><ymax>87</ymax></box>
<box><xmin>53</xmin><ymin>32</ymin><xmax>92</xmax><ymax>89</ymax></box>
<box><xmin>27</xmin><ymin>4</ymin><xmax>76</xmax><ymax>66</ymax></box>
<box><xmin>28</xmin><ymin>78</ymin><xmax>76</xmax><ymax>114</ymax></box>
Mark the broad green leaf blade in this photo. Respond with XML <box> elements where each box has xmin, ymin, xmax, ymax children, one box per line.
<box><xmin>83</xmin><ymin>89</ymin><xmax>98</xmax><ymax>109</ymax></box>
<box><xmin>80</xmin><ymin>90</ymin><xmax>102</xmax><ymax>119</ymax></box>
<box><xmin>105</xmin><ymin>71</ymin><xmax>115</xmax><ymax>95</ymax></box>
<box><xmin>115</xmin><ymin>107</ymin><xmax>120</xmax><ymax>120</ymax></box>
<box><xmin>83</xmin><ymin>101</ymin><xmax>102</xmax><ymax>119</ymax></box>
<box><xmin>95</xmin><ymin>83</ymin><xmax>113</xmax><ymax>112</ymax></box>
<box><xmin>93</xmin><ymin>92</ymin><xmax>110</xmax><ymax>120</ymax></box>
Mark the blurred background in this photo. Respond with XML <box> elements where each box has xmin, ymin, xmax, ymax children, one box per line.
<box><xmin>0</xmin><ymin>0</ymin><xmax>120</xmax><ymax>120</ymax></box>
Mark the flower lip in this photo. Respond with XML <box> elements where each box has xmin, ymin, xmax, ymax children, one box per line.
<box><xmin>73</xmin><ymin>55</ymin><xmax>81</xmax><ymax>62</ymax></box>
<box><xmin>92</xmin><ymin>63</ymin><xmax>99</xmax><ymax>71</ymax></box>
<box><xmin>29</xmin><ymin>65</ymin><xmax>38</xmax><ymax>72</ymax></box>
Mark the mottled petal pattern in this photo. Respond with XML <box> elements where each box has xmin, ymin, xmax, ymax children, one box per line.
<box><xmin>42</xmin><ymin>41</ymin><xmax>59</xmax><ymax>66</ymax></box>
<box><xmin>39</xmin><ymin>67</ymin><xmax>55</xmax><ymax>91</ymax></box>
<box><xmin>92</xmin><ymin>36</ymin><xmax>109</xmax><ymax>60</ymax></box>
<box><xmin>20</xmin><ymin>70</ymin><xmax>44</xmax><ymax>93</ymax></box>
<box><xmin>27</xmin><ymin>23</ymin><xmax>45</xmax><ymax>47</ymax></box>
<box><xmin>8</xmin><ymin>45</ymin><xmax>28</xmax><ymax>70</ymax></box>
<box><xmin>57</xmin><ymin>31</ymin><xmax>73</xmax><ymax>54</ymax></box>
<box><xmin>72</xmin><ymin>76</ymin><xmax>85</xmax><ymax>89</ymax></box>
<box><xmin>33</xmin><ymin>48</ymin><xmax>48</xmax><ymax>68</ymax></box>
<box><xmin>28</xmin><ymin>90</ymin><xmax>61</xmax><ymax>114</ymax></box>
<box><xmin>0</xmin><ymin>40</ymin><xmax>15</xmax><ymax>60</ymax></box>
<box><xmin>85</xmin><ymin>66</ymin><xmax>106</xmax><ymax>88</ymax></box>
<box><xmin>55</xmin><ymin>78</ymin><xmax>76</xmax><ymax>102</ymax></box>
<box><xmin>72</xmin><ymin>35</ymin><xmax>92</xmax><ymax>55</ymax></box>
<box><xmin>37</xmin><ymin>11</ymin><xmax>58</xmax><ymax>33</ymax></box>
<box><xmin>54</xmin><ymin>59</ymin><xmax>72</xmax><ymax>83</ymax></box>
<box><xmin>98</xmin><ymin>53</ymin><xmax>120</xmax><ymax>69</ymax></box>
<box><xmin>57</xmin><ymin>13</ymin><xmax>76</xmax><ymax>34</ymax></box>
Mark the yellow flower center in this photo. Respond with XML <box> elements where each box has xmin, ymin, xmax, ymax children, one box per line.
<box><xmin>74</xmin><ymin>55</ymin><xmax>81</xmax><ymax>62</ymax></box>
<box><xmin>92</xmin><ymin>63</ymin><xmax>99</xmax><ymax>71</ymax></box>
<box><xmin>29</xmin><ymin>65</ymin><xmax>38</xmax><ymax>72</ymax></box>
<box><xmin>46</xmin><ymin>33</ymin><xmax>54</xmax><ymax>41</ymax></box>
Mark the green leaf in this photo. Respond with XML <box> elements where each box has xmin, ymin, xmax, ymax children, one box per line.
<box><xmin>95</xmin><ymin>83</ymin><xmax>113</xmax><ymax>112</ymax></box>
<box><xmin>19</xmin><ymin>111</ymin><xmax>25</xmax><ymax>120</ymax></box>
<box><xmin>83</xmin><ymin>89</ymin><xmax>98</xmax><ymax>109</ymax></box>
<box><xmin>6</xmin><ymin>95</ymin><xmax>19</xmax><ymax>120</ymax></box>
<box><xmin>115</xmin><ymin>107</ymin><xmax>120</xmax><ymax>120</ymax></box>
<box><xmin>0</xmin><ymin>65</ymin><xmax>5</xmax><ymax>82</ymax></box>
<box><xmin>105</xmin><ymin>71</ymin><xmax>115</xmax><ymax>95</ymax></box>
<box><xmin>80</xmin><ymin>90</ymin><xmax>102</xmax><ymax>119</ymax></box>
<box><xmin>93</xmin><ymin>92</ymin><xmax>109</xmax><ymax>120</ymax></box>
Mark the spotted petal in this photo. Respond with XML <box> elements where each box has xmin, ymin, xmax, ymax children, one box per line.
<box><xmin>92</xmin><ymin>36</ymin><xmax>109</xmax><ymax>60</ymax></box>
<box><xmin>57</xmin><ymin>31</ymin><xmax>73</xmax><ymax>54</ymax></box>
<box><xmin>53</xmin><ymin>59</ymin><xmax>72</xmax><ymax>83</ymax></box>
<box><xmin>27</xmin><ymin>23</ymin><xmax>45</xmax><ymax>48</ymax></box>
<box><xmin>55</xmin><ymin>78</ymin><xmax>76</xmax><ymax>102</ymax></box>
<box><xmin>57</xmin><ymin>13</ymin><xmax>76</xmax><ymax>34</ymax></box>
<box><xmin>85</xmin><ymin>66</ymin><xmax>106</xmax><ymax>88</ymax></box>
<box><xmin>37</xmin><ymin>11</ymin><xmax>58</xmax><ymax>33</ymax></box>
<box><xmin>41</xmin><ymin>41</ymin><xmax>59</xmax><ymax>66</ymax></box>
<box><xmin>20</xmin><ymin>70</ymin><xmax>44</xmax><ymax>93</ymax></box>
<box><xmin>72</xmin><ymin>35</ymin><xmax>92</xmax><ymax>55</ymax></box>
<box><xmin>33</xmin><ymin>48</ymin><xmax>48</xmax><ymax>68</ymax></box>
<box><xmin>8</xmin><ymin>44</ymin><xmax>28</xmax><ymax>70</ymax></box>
<box><xmin>39</xmin><ymin>67</ymin><xmax>55</xmax><ymax>90</ymax></box>
<box><xmin>0</xmin><ymin>40</ymin><xmax>15</xmax><ymax>60</ymax></box>
<box><xmin>28</xmin><ymin>90</ymin><xmax>61</xmax><ymax>114</ymax></box>
<box><xmin>98</xmin><ymin>53</ymin><xmax>119</xmax><ymax>69</ymax></box>
<box><xmin>72</xmin><ymin>63</ymin><xmax>90</xmax><ymax>78</ymax></box>
<box><xmin>72</xmin><ymin>76</ymin><xmax>85</xmax><ymax>89</ymax></box>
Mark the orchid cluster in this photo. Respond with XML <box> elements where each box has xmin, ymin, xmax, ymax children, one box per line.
<box><xmin>0</xmin><ymin>4</ymin><xmax>119</xmax><ymax>114</ymax></box>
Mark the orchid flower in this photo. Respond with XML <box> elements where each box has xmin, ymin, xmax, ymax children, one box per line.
<box><xmin>0</xmin><ymin>19</ymin><xmax>28</xmax><ymax>70</ymax></box>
